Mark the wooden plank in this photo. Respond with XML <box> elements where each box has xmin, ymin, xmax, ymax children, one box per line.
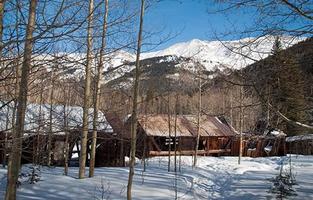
<box><xmin>148</xmin><ymin>149</ymin><xmax>231</xmax><ymax>157</ymax></box>
<box><xmin>149</xmin><ymin>150</ymin><xmax>204</xmax><ymax>156</ymax></box>
<box><xmin>208</xmin><ymin>149</ymin><xmax>231</xmax><ymax>154</ymax></box>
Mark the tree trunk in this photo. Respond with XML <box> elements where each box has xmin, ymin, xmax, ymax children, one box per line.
<box><xmin>238</xmin><ymin>85</ymin><xmax>243</xmax><ymax>165</ymax></box>
<box><xmin>64</xmin><ymin>132</ymin><xmax>69</xmax><ymax>175</ymax></box>
<box><xmin>127</xmin><ymin>0</ymin><xmax>145</xmax><ymax>199</ymax></box>
<box><xmin>7</xmin><ymin>60</ymin><xmax>21</xmax><ymax>168</ymax></box>
<box><xmin>79</xmin><ymin>0</ymin><xmax>94</xmax><ymax>179</ymax></box>
<box><xmin>89</xmin><ymin>0</ymin><xmax>109</xmax><ymax>178</ymax></box>
<box><xmin>194</xmin><ymin>74</ymin><xmax>202</xmax><ymax>167</ymax></box>
<box><xmin>5</xmin><ymin>0</ymin><xmax>37</xmax><ymax>199</ymax></box>
<box><xmin>167</xmin><ymin>95</ymin><xmax>171</xmax><ymax>172</ymax></box>
<box><xmin>266</xmin><ymin>82</ymin><xmax>270</xmax><ymax>128</ymax></box>
<box><xmin>35</xmin><ymin>88</ymin><xmax>43</xmax><ymax>165</ymax></box>
<box><xmin>0</xmin><ymin>0</ymin><xmax>5</xmax><ymax>60</ymax></box>
<box><xmin>174</xmin><ymin>95</ymin><xmax>178</xmax><ymax>172</ymax></box>
<box><xmin>63</xmin><ymin>101</ymin><xmax>69</xmax><ymax>176</ymax></box>
<box><xmin>47</xmin><ymin>72</ymin><xmax>55</xmax><ymax>167</ymax></box>
<box><xmin>230</xmin><ymin>87</ymin><xmax>233</xmax><ymax>126</ymax></box>
<box><xmin>0</xmin><ymin>0</ymin><xmax>5</xmax><ymax>168</ymax></box>
<box><xmin>2</xmin><ymin>105</ymin><xmax>9</xmax><ymax>168</ymax></box>
<box><xmin>142</xmin><ymin>98</ymin><xmax>148</xmax><ymax>172</ymax></box>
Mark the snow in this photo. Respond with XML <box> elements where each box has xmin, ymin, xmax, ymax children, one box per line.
<box><xmin>141</xmin><ymin>35</ymin><xmax>304</xmax><ymax>71</ymax></box>
<box><xmin>286</xmin><ymin>134</ymin><xmax>313</xmax><ymax>142</ymax></box>
<box><xmin>264</xmin><ymin>146</ymin><xmax>273</xmax><ymax>154</ymax></box>
<box><xmin>25</xmin><ymin>35</ymin><xmax>304</xmax><ymax>85</ymax></box>
<box><xmin>0</xmin><ymin>155</ymin><xmax>312</xmax><ymax>199</ymax></box>
<box><xmin>270</xmin><ymin>130</ymin><xmax>280</xmax><ymax>136</ymax></box>
<box><xmin>105</xmin><ymin>35</ymin><xmax>304</xmax><ymax>83</ymax></box>
<box><xmin>32</xmin><ymin>50</ymin><xmax>135</xmax><ymax>82</ymax></box>
<box><xmin>0</xmin><ymin>102</ymin><xmax>113</xmax><ymax>134</ymax></box>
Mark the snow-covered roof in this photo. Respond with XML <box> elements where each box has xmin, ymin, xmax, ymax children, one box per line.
<box><xmin>286</xmin><ymin>134</ymin><xmax>313</xmax><ymax>142</ymax></box>
<box><xmin>136</xmin><ymin>114</ymin><xmax>237</xmax><ymax>137</ymax></box>
<box><xmin>0</xmin><ymin>102</ymin><xmax>113</xmax><ymax>134</ymax></box>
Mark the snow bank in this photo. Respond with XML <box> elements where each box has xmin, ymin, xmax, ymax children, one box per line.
<box><xmin>0</xmin><ymin>155</ymin><xmax>312</xmax><ymax>199</ymax></box>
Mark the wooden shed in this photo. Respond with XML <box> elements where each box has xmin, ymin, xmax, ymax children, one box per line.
<box><xmin>231</xmin><ymin>134</ymin><xmax>286</xmax><ymax>157</ymax></box>
<box><xmin>0</xmin><ymin>102</ymin><xmax>125</xmax><ymax>167</ymax></box>
<box><xmin>125</xmin><ymin>114</ymin><xmax>238</xmax><ymax>158</ymax></box>
<box><xmin>286</xmin><ymin>134</ymin><xmax>313</xmax><ymax>155</ymax></box>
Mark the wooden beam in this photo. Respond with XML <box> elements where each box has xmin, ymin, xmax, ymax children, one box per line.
<box><xmin>148</xmin><ymin>149</ymin><xmax>231</xmax><ymax>156</ymax></box>
<box><xmin>207</xmin><ymin>149</ymin><xmax>231</xmax><ymax>154</ymax></box>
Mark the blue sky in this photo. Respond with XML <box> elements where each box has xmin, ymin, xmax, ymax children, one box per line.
<box><xmin>144</xmin><ymin>0</ymin><xmax>254</xmax><ymax>50</ymax></box>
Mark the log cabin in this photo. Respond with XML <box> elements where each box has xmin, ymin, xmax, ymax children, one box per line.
<box><xmin>124</xmin><ymin>114</ymin><xmax>238</xmax><ymax>158</ymax></box>
<box><xmin>0</xmin><ymin>102</ymin><xmax>125</xmax><ymax>167</ymax></box>
<box><xmin>286</xmin><ymin>134</ymin><xmax>313</xmax><ymax>155</ymax></box>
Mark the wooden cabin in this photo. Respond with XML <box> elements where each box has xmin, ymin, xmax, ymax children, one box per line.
<box><xmin>231</xmin><ymin>134</ymin><xmax>286</xmax><ymax>157</ymax></box>
<box><xmin>286</xmin><ymin>134</ymin><xmax>313</xmax><ymax>155</ymax></box>
<box><xmin>0</xmin><ymin>102</ymin><xmax>125</xmax><ymax>167</ymax></box>
<box><xmin>125</xmin><ymin>114</ymin><xmax>238</xmax><ymax>158</ymax></box>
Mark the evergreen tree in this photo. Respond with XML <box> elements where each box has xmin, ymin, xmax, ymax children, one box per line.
<box><xmin>272</xmin><ymin>36</ymin><xmax>282</xmax><ymax>55</ymax></box>
<box><xmin>277</xmin><ymin>55</ymin><xmax>307</xmax><ymax>135</ymax></box>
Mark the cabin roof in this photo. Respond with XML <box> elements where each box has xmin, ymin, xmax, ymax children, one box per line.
<box><xmin>137</xmin><ymin>114</ymin><xmax>237</xmax><ymax>137</ymax></box>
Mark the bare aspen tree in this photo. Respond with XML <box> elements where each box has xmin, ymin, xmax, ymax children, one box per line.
<box><xmin>34</xmin><ymin>89</ymin><xmax>43</xmax><ymax>164</ymax></box>
<box><xmin>0</xmin><ymin>0</ymin><xmax>5</xmax><ymax>59</ymax></box>
<box><xmin>266</xmin><ymin>82</ymin><xmax>270</xmax><ymax>128</ymax></box>
<box><xmin>238</xmin><ymin>84</ymin><xmax>243</xmax><ymax>165</ymax></box>
<box><xmin>127</xmin><ymin>0</ymin><xmax>145</xmax><ymax>199</ymax></box>
<box><xmin>63</xmin><ymin>95</ymin><xmax>69</xmax><ymax>176</ymax></box>
<box><xmin>0</xmin><ymin>0</ymin><xmax>5</xmax><ymax>167</ymax></box>
<box><xmin>89</xmin><ymin>0</ymin><xmax>109</xmax><ymax>178</ymax></box>
<box><xmin>6</xmin><ymin>60</ymin><xmax>21</xmax><ymax>168</ymax></box>
<box><xmin>47</xmin><ymin>71</ymin><xmax>55</xmax><ymax>166</ymax></box>
<box><xmin>193</xmin><ymin>73</ymin><xmax>202</xmax><ymax>167</ymax></box>
<box><xmin>142</xmin><ymin>97</ymin><xmax>148</xmax><ymax>172</ymax></box>
<box><xmin>229</xmin><ymin>87</ymin><xmax>233</xmax><ymax>126</ymax></box>
<box><xmin>79</xmin><ymin>0</ymin><xmax>94</xmax><ymax>179</ymax></box>
<box><xmin>9</xmin><ymin>3</ymin><xmax>22</xmax><ymax>163</ymax></box>
<box><xmin>3</xmin><ymin>105</ymin><xmax>9</xmax><ymax>167</ymax></box>
<box><xmin>60</xmin><ymin>81</ymin><xmax>71</xmax><ymax>175</ymax></box>
<box><xmin>5</xmin><ymin>0</ymin><xmax>38</xmax><ymax>199</ymax></box>
<box><xmin>174</xmin><ymin>94</ymin><xmax>178</xmax><ymax>172</ymax></box>
<box><xmin>167</xmin><ymin>94</ymin><xmax>171</xmax><ymax>172</ymax></box>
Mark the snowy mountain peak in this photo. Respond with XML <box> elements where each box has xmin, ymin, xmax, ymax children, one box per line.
<box><xmin>32</xmin><ymin>35</ymin><xmax>305</xmax><ymax>84</ymax></box>
<box><xmin>173</xmin><ymin>38</ymin><xmax>207</xmax><ymax>50</ymax></box>
<box><xmin>141</xmin><ymin>35</ymin><xmax>304</xmax><ymax>71</ymax></box>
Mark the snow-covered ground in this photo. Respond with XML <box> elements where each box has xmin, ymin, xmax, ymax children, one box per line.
<box><xmin>0</xmin><ymin>155</ymin><xmax>312</xmax><ymax>200</ymax></box>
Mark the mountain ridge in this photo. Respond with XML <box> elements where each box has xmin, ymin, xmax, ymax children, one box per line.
<box><xmin>31</xmin><ymin>35</ymin><xmax>304</xmax><ymax>83</ymax></box>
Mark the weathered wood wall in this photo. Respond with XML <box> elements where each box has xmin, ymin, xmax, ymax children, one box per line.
<box><xmin>95</xmin><ymin>137</ymin><xmax>125</xmax><ymax>167</ymax></box>
<box><xmin>287</xmin><ymin>140</ymin><xmax>313</xmax><ymax>155</ymax></box>
<box><xmin>231</xmin><ymin>136</ymin><xmax>286</xmax><ymax>157</ymax></box>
